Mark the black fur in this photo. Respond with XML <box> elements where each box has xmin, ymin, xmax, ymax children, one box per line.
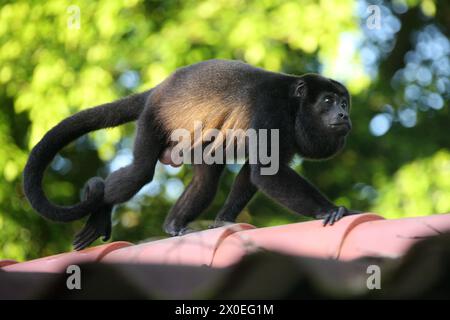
<box><xmin>23</xmin><ymin>92</ymin><xmax>152</xmax><ymax>249</ymax></box>
<box><xmin>23</xmin><ymin>59</ymin><xmax>359</xmax><ymax>250</ymax></box>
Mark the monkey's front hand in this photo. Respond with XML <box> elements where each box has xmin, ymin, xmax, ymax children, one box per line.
<box><xmin>315</xmin><ymin>207</ymin><xmax>362</xmax><ymax>226</ymax></box>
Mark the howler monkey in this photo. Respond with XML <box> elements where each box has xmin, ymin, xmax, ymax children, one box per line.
<box><xmin>23</xmin><ymin>59</ymin><xmax>359</xmax><ymax>250</ymax></box>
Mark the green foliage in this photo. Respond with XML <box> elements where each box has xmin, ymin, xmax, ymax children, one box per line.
<box><xmin>373</xmin><ymin>150</ymin><xmax>450</xmax><ymax>218</ymax></box>
<box><xmin>0</xmin><ymin>0</ymin><xmax>448</xmax><ymax>260</ymax></box>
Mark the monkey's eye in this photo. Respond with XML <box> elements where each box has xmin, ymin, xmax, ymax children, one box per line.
<box><xmin>341</xmin><ymin>101</ymin><xmax>348</xmax><ymax>109</ymax></box>
<box><xmin>324</xmin><ymin>96</ymin><xmax>334</xmax><ymax>104</ymax></box>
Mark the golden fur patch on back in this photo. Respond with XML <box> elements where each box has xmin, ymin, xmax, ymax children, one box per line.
<box><xmin>155</xmin><ymin>95</ymin><xmax>252</xmax><ymax>147</ymax></box>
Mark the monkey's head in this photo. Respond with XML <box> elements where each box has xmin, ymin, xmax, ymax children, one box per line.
<box><xmin>291</xmin><ymin>74</ymin><xmax>352</xmax><ymax>160</ymax></box>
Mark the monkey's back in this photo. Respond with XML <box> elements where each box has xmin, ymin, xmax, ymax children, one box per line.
<box><xmin>150</xmin><ymin>60</ymin><xmax>281</xmax><ymax>137</ymax></box>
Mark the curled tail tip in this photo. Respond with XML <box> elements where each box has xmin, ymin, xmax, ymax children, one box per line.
<box><xmin>25</xmin><ymin>175</ymin><xmax>107</xmax><ymax>223</ymax></box>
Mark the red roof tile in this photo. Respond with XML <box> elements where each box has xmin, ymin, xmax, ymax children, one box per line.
<box><xmin>2</xmin><ymin>213</ymin><xmax>450</xmax><ymax>273</ymax></box>
<box><xmin>2</xmin><ymin>241</ymin><xmax>132</xmax><ymax>273</ymax></box>
<box><xmin>102</xmin><ymin>223</ymin><xmax>255</xmax><ymax>266</ymax></box>
<box><xmin>338</xmin><ymin>213</ymin><xmax>450</xmax><ymax>260</ymax></box>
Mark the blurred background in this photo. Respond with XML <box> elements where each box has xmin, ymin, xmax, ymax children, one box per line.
<box><xmin>0</xmin><ymin>0</ymin><xmax>448</xmax><ymax>260</ymax></box>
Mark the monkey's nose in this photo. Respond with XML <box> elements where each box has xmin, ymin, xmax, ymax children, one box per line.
<box><xmin>338</xmin><ymin>113</ymin><xmax>349</xmax><ymax>120</ymax></box>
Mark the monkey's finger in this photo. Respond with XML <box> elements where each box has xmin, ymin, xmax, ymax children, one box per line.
<box><xmin>74</xmin><ymin>230</ymin><xmax>98</xmax><ymax>251</ymax></box>
<box><xmin>322</xmin><ymin>213</ymin><xmax>333</xmax><ymax>226</ymax></box>
<box><xmin>73</xmin><ymin>225</ymin><xmax>94</xmax><ymax>245</ymax></box>
<box><xmin>330</xmin><ymin>209</ymin><xmax>340</xmax><ymax>225</ymax></box>
<box><xmin>74</xmin><ymin>237</ymin><xmax>94</xmax><ymax>251</ymax></box>
<box><xmin>74</xmin><ymin>225</ymin><xmax>94</xmax><ymax>242</ymax></box>
<box><xmin>73</xmin><ymin>234</ymin><xmax>95</xmax><ymax>251</ymax></box>
<box><xmin>328</xmin><ymin>213</ymin><xmax>337</xmax><ymax>226</ymax></box>
<box><xmin>330</xmin><ymin>207</ymin><xmax>345</xmax><ymax>225</ymax></box>
<box><xmin>73</xmin><ymin>226</ymin><xmax>95</xmax><ymax>248</ymax></box>
<box><xmin>80</xmin><ymin>232</ymin><xmax>99</xmax><ymax>250</ymax></box>
<box><xmin>329</xmin><ymin>214</ymin><xmax>336</xmax><ymax>225</ymax></box>
<box><xmin>336</xmin><ymin>207</ymin><xmax>346</xmax><ymax>221</ymax></box>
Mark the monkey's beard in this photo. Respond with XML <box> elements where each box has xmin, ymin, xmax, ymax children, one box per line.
<box><xmin>294</xmin><ymin>121</ymin><xmax>347</xmax><ymax>160</ymax></box>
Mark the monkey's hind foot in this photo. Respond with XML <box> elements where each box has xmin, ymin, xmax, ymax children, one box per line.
<box><xmin>73</xmin><ymin>204</ymin><xmax>113</xmax><ymax>251</ymax></box>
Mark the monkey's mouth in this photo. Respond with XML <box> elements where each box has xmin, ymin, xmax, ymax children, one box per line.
<box><xmin>329</xmin><ymin>122</ymin><xmax>351</xmax><ymax>129</ymax></box>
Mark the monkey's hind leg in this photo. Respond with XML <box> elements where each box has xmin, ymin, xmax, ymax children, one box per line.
<box><xmin>163</xmin><ymin>163</ymin><xmax>225</xmax><ymax>236</ymax></box>
<box><xmin>73</xmin><ymin>111</ymin><xmax>162</xmax><ymax>250</ymax></box>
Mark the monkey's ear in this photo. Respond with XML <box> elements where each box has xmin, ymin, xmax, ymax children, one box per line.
<box><xmin>293</xmin><ymin>80</ymin><xmax>306</xmax><ymax>98</ymax></box>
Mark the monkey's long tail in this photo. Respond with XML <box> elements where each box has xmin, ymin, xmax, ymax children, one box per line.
<box><xmin>23</xmin><ymin>91</ymin><xmax>150</xmax><ymax>224</ymax></box>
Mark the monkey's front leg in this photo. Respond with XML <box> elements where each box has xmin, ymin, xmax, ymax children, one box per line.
<box><xmin>212</xmin><ymin>162</ymin><xmax>257</xmax><ymax>228</ymax></box>
<box><xmin>250</xmin><ymin>164</ymin><xmax>358</xmax><ymax>226</ymax></box>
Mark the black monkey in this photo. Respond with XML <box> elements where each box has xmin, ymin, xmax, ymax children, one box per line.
<box><xmin>23</xmin><ymin>59</ymin><xmax>359</xmax><ymax>250</ymax></box>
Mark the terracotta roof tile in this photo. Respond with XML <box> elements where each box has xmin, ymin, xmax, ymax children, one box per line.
<box><xmin>338</xmin><ymin>213</ymin><xmax>450</xmax><ymax>260</ymax></box>
<box><xmin>2</xmin><ymin>213</ymin><xmax>450</xmax><ymax>273</ymax></box>
<box><xmin>2</xmin><ymin>241</ymin><xmax>132</xmax><ymax>273</ymax></box>
<box><xmin>212</xmin><ymin>213</ymin><xmax>383</xmax><ymax>267</ymax></box>
<box><xmin>102</xmin><ymin>223</ymin><xmax>255</xmax><ymax>266</ymax></box>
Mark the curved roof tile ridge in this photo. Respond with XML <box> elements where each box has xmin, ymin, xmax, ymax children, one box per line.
<box><xmin>101</xmin><ymin>223</ymin><xmax>255</xmax><ymax>266</ymax></box>
<box><xmin>211</xmin><ymin>213</ymin><xmax>384</xmax><ymax>267</ymax></box>
<box><xmin>2</xmin><ymin>241</ymin><xmax>132</xmax><ymax>273</ymax></box>
<box><xmin>338</xmin><ymin>213</ymin><xmax>450</xmax><ymax>260</ymax></box>
<box><xmin>2</xmin><ymin>213</ymin><xmax>450</xmax><ymax>273</ymax></box>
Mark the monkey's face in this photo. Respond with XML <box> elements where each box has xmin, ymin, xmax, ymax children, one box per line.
<box><xmin>293</xmin><ymin>75</ymin><xmax>352</xmax><ymax>159</ymax></box>
<box><xmin>312</xmin><ymin>91</ymin><xmax>352</xmax><ymax>136</ymax></box>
